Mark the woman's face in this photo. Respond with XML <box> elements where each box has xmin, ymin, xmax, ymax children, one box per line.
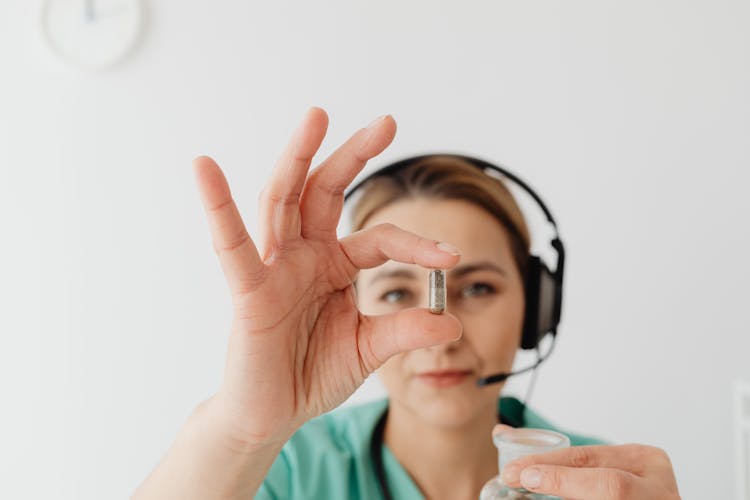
<box><xmin>356</xmin><ymin>197</ymin><xmax>526</xmax><ymax>429</ymax></box>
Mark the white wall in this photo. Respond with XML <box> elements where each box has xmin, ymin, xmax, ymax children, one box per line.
<box><xmin>1</xmin><ymin>1</ymin><xmax>748</xmax><ymax>498</ymax></box>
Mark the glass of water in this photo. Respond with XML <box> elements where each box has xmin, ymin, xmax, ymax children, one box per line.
<box><xmin>479</xmin><ymin>428</ymin><xmax>570</xmax><ymax>500</ymax></box>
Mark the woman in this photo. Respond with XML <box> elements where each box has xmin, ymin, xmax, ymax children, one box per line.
<box><xmin>134</xmin><ymin>107</ymin><xmax>681</xmax><ymax>499</ymax></box>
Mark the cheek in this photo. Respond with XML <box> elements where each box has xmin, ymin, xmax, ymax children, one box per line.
<box><xmin>463</xmin><ymin>293</ymin><xmax>525</xmax><ymax>365</ymax></box>
<box><xmin>467</xmin><ymin>326</ymin><xmax>518</xmax><ymax>371</ymax></box>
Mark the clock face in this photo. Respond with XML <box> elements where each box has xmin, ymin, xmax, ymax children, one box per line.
<box><xmin>41</xmin><ymin>0</ymin><xmax>143</xmax><ymax>70</ymax></box>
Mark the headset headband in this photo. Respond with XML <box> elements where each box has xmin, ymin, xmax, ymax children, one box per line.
<box><xmin>345</xmin><ymin>152</ymin><xmax>560</xmax><ymax>240</ymax></box>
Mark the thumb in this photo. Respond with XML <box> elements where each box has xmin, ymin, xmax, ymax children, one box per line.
<box><xmin>357</xmin><ymin>308</ymin><xmax>462</xmax><ymax>373</ymax></box>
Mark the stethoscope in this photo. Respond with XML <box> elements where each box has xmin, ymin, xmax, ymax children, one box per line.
<box><xmin>370</xmin><ymin>409</ymin><xmax>394</xmax><ymax>500</ymax></box>
<box><xmin>369</xmin><ymin>407</ymin><xmax>519</xmax><ymax>500</ymax></box>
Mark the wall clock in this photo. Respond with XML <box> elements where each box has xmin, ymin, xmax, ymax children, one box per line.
<box><xmin>41</xmin><ymin>0</ymin><xmax>143</xmax><ymax>70</ymax></box>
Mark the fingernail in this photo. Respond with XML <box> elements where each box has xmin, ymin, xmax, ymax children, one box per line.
<box><xmin>520</xmin><ymin>468</ymin><xmax>542</xmax><ymax>489</ymax></box>
<box><xmin>366</xmin><ymin>114</ymin><xmax>389</xmax><ymax>130</ymax></box>
<box><xmin>453</xmin><ymin>326</ymin><xmax>463</xmax><ymax>341</ymax></box>
<box><xmin>436</xmin><ymin>242</ymin><xmax>461</xmax><ymax>256</ymax></box>
<box><xmin>360</xmin><ymin>115</ymin><xmax>389</xmax><ymax>149</ymax></box>
<box><xmin>501</xmin><ymin>464</ymin><xmax>520</xmax><ymax>483</ymax></box>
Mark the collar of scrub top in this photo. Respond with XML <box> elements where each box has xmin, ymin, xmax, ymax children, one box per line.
<box><xmin>370</xmin><ymin>402</ymin><xmax>524</xmax><ymax>500</ymax></box>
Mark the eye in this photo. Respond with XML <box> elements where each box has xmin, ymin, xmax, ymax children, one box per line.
<box><xmin>380</xmin><ymin>289</ymin><xmax>412</xmax><ymax>304</ymax></box>
<box><xmin>460</xmin><ymin>282</ymin><xmax>497</xmax><ymax>298</ymax></box>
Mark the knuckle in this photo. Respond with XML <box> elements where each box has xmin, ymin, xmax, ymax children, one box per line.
<box><xmin>359</xmin><ymin>314</ymin><xmax>387</xmax><ymax>371</ymax></box>
<box><xmin>622</xmin><ymin>442</ymin><xmax>646</xmax><ymax>459</ymax></box>
<box><xmin>373</xmin><ymin>223</ymin><xmax>397</xmax><ymax>247</ymax></box>
<box><xmin>310</xmin><ymin>171</ymin><xmax>345</xmax><ymax>197</ymax></box>
<box><xmin>213</xmin><ymin>228</ymin><xmax>251</xmax><ymax>255</ymax></box>
<box><xmin>266</xmin><ymin>191</ymin><xmax>301</xmax><ymax>207</ymax></box>
<box><xmin>570</xmin><ymin>446</ymin><xmax>593</xmax><ymax>468</ymax></box>
<box><xmin>207</xmin><ymin>197</ymin><xmax>234</xmax><ymax>214</ymax></box>
<box><xmin>602</xmin><ymin>470</ymin><xmax>633</xmax><ymax>499</ymax></box>
<box><xmin>347</xmin><ymin>137</ymin><xmax>371</xmax><ymax>163</ymax></box>
<box><xmin>541</xmin><ymin>467</ymin><xmax>563</xmax><ymax>492</ymax></box>
<box><xmin>291</xmin><ymin>147</ymin><xmax>315</xmax><ymax>163</ymax></box>
<box><xmin>417</xmin><ymin>235</ymin><xmax>435</xmax><ymax>249</ymax></box>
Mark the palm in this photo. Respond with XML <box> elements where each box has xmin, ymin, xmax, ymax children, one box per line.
<box><xmin>228</xmin><ymin>240</ymin><xmax>364</xmax><ymax>428</ymax></box>
<box><xmin>193</xmin><ymin>108</ymin><xmax>462</xmax><ymax>447</ymax></box>
<box><xmin>281</xmin><ymin>243</ymin><xmax>366</xmax><ymax>415</ymax></box>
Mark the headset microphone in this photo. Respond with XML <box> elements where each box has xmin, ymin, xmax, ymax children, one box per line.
<box><xmin>475</xmin><ymin>333</ymin><xmax>557</xmax><ymax>386</ymax></box>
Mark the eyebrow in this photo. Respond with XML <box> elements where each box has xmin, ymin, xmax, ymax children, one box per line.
<box><xmin>367</xmin><ymin>261</ymin><xmax>508</xmax><ymax>286</ymax></box>
<box><xmin>450</xmin><ymin>261</ymin><xmax>509</xmax><ymax>279</ymax></box>
<box><xmin>367</xmin><ymin>268</ymin><xmax>418</xmax><ymax>286</ymax></box>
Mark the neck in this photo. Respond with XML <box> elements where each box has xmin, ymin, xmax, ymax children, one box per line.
<box><xmin>383</xmin><ymin>401</ymin><xmax>499</xmax><ymax>500</ymax></box>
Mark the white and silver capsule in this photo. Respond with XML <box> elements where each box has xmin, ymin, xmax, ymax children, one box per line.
<box><xmin>429</xmin><ymin>269</ymin><xmax>446</xmax><ymax>314</ymax></box>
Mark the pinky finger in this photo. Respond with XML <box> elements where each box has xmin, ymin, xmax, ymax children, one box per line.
<box><xmin>193</xmin><ymin>156</ymin><xmax>267</xmax><ymax>296</ymax></box>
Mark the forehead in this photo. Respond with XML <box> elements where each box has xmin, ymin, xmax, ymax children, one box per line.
<box><xmin>360</xmin><ymin>198</ymin><xmax>515</xmax><ymax>267</ymax></box>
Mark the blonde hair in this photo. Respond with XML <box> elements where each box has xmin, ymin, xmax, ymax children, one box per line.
<box><xmin>351</xmin><ymin>155</ymin><xmax>531</xmax><ymax>278</ymax></box>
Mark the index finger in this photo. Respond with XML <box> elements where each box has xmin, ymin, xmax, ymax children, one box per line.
<box><xmin>338</xmin><ymin>222</ymin><xmax>461</xmax><ymax>276</ymax></box>
<box><xmin>501</xmin><ymin>444</ymin><xmax>670</xmax><ymax>484</ymax></box>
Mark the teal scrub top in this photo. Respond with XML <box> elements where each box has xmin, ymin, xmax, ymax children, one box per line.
<box><xmin>255</xmin><ymin>397</ymin><xmax>606</xmax><ymax>499</ymax></box>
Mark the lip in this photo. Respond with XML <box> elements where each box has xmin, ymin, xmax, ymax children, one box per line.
<box><xmin>416</xmin><ymin>370</ymin><xmax>472</xmax><ymax>387</ymax></box>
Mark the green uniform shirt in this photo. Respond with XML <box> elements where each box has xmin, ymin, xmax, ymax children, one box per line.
<box><xmin>255</xmin><ymin>397</ymin><xmax>606</xmax><ymax>499</ymax></box>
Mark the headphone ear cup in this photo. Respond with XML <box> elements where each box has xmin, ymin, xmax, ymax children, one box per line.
<box><xmin>521</xmin><ymin>256</ymin><xmax>562</xmax><ymax>349</ymax></box>
<box><xmin>521</xmin><ymin>256</ymin><xmax>542</xmax><ymax>350</ymax></box>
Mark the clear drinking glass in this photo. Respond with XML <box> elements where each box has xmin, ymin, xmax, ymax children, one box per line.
<box><xmin>479</xmin><ymin>428</ymin><xmax>570</xmax><ymax>500</ymax></box>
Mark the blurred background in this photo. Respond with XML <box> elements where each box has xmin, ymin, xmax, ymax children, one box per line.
<box><xmin>1</xmin><ymin>0</ymin><xmax>748</xmax><ymax>498</ymax></box>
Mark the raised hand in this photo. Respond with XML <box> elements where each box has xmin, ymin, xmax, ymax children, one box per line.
<box><xmin>193</xmin><ymin>107</ymin><xmax>463</xmax><ymax>449</ymax></box>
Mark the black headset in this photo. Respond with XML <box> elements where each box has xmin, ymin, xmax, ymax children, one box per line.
<box><xmin>344</xmin><ymin>154</ymin><xmax>566</xmax><ymax>387</ymax></box>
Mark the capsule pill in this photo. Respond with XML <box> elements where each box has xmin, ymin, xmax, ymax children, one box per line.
<box><xmin>429</xmin><ymin>269</ymin><xmax>446</xmax><ymax>314</ymax></box>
